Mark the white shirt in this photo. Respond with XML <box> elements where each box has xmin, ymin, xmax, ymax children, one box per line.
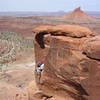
<box><xmin>40</xmin><ymin>64</ymin><xmax>44</xmax><ymax>70</ymax></box>
<box><xmin>37</xmin><ymin>63</ymin><xmax>44</xmax><ymax>73</ymax></box>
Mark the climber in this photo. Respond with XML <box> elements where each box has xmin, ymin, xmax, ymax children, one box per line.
<box><xmin>37</xmin><ymin>60</ymin><xmax>44</xmax><ymax>84</ymax></box>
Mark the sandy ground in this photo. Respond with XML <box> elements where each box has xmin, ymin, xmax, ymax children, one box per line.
<box><xmin>0</xmin><ymin>51</ymin><xmax>35</xmax><ymax>100</ymax></box>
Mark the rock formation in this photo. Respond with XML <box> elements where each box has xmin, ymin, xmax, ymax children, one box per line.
<box><xmin>82</xmin><ymin>36</ymin><xmax>100</xmax><ymax>100</ymax></box>
<box><xmin>64</xmin><ymin>7</ymin><xmax>94</xmax><ymax>22</ymax></box>
<box><xmin>28</xmin><ymin>24</ymin><xmax>100</xmax><ymax>100</ymax></box>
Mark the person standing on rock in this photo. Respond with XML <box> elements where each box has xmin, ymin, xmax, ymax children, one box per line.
<box><xmin>37</xmin><ymin>60</ymin><xmax>44</xmax><ymax>84</ymax></box>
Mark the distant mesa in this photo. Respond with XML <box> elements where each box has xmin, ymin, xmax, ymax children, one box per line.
<box><xmin>64</xmin><ymin>7</ymin><xmax>95</xmax><ymax>22</ymax></box>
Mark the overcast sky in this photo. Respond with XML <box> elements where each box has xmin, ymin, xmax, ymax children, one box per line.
<box><xmin>0</xmin><ymin>0</ymin><xmax>100</xmax><ymax>12</ymax></box>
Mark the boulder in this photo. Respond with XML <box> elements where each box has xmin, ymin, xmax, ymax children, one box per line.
<box><xmin>83</xmin><ymin>36</ymin><xmax>100</xmax><ymax>60</ymax></box>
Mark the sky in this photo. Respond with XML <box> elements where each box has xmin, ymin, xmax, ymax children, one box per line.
<box><xmin>0</xmin><ymin>0</ymin><xmax>100</xmax><ymax>12</ymax></box>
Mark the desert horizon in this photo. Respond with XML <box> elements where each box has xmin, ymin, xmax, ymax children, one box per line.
<box><xmin>0</xmin><ymin>10</ymin><xmax>100</xmax><ymax>17</ymax></box>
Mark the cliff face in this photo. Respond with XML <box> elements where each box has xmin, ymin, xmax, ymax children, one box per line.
<box><xmin>28</xmin><ymin>25</ymin><xmax>100</xmax><ymax>100</ymax></box>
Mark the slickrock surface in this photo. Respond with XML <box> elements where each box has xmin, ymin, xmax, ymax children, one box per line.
<box><xmin>28</xmin><ymin>25</ymin><xmax>100</xmax><ymax>100</ymax></box>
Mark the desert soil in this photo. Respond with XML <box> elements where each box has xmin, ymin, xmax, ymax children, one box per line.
<box><xmin>0</xmin><ymin>51</ymin><xmax>35</xmax><ymax>100</ymax></box>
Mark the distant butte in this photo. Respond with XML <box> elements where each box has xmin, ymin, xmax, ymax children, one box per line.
<box><xmin>64</xmin><ymin>7</ymin><xmax>95</xmax><ymax>22</ymax></box>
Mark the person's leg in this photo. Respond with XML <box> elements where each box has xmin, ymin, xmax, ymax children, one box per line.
<box><xmin>38</xmin><ymin>72</ymin><xmax>41</xmax><ymax>84</ymax></box>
